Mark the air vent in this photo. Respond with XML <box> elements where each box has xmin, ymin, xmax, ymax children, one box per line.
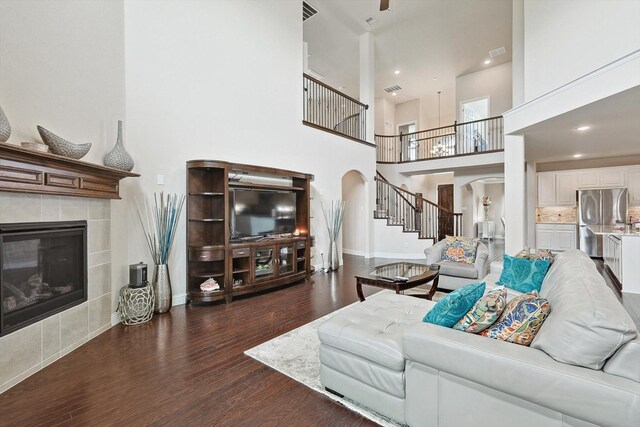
<box><xmin>303</xmin><ymin>2</ymin><xmax>318</xmax><ymax>21</ymax></box>
<box><xmin>489</xmin><ymin>47</ymin><xmax>506</xmax><ymax>57</ymax></box>
<box><xmin>384</xmin><ymin>84</ymin><xmax>402</xmax><ymax>93</ymax></box>
<box><xmin>364</xmin><ymin>16</ymin><xmax>377</xmax><ymax>25</ymax></box>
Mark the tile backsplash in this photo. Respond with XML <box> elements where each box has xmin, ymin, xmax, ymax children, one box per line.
<box><xmin>629</xmin><ymin>206</ymin><xmax>640</xmax><ymax>222</ymax></box>
<box><xmin>536</xmin><ymin>206</ymin><xmax>578</xmax><ymax>224</ymax></box>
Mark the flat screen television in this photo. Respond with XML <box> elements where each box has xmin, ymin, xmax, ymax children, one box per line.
<box><xmin>231</xmin><ymin>189</ymin><xmax>296</xmax><ymax>238</ymax></box>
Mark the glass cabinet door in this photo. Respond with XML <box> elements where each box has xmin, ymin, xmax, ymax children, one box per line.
<box><xmin>277</xmin><ymin>245</ymin><xmax>295</xmax><ymax>276</ymax></box>
<box><xmin>254</xmin><ymin>247</ymin><xmax>275</xmax><ymax>281</ymax></box>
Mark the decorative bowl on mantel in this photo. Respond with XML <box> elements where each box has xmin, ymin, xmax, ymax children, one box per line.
<box><xmin>37</xmin><ymin>125</ymin><xmax>91</xmax><ymax>159</ymax></box>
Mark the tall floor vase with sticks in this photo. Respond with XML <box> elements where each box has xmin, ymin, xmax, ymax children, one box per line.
<box><xmin>136</xmin><ymin>192</ymin><xmax>185</xmax><ymax>313</ymax></box>
<box><xmin>323</xmin><ymin>200</ymin><xmax>345</xmax><ymax>271</ymax></box>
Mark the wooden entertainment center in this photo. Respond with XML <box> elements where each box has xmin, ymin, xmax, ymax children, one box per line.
<box><xmin>186</xmin><ymin>160</ymin><xmax>313</xmax><ymax>304</ymax></box>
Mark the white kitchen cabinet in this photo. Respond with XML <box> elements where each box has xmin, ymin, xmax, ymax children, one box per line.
<box><xmin>537</xmin><ymin>173</ymin><xmax>556</xmax><ymax>207</ymax></box>
<box><xmin>603</xmin><ymin>234</ymin><xmax>623</xmax><ymax>283</ymax></box>
<box><xmin>578</xmin><ymin>168</ymin><xmax>626</xmax><ymax>189</ymax></box>
<box><xmin>555</xmin><ymin>172</ymin><xmax>578</xmax><ymax>206</ymax></box>
<box><xmin>537</xmin><ymin>172</ymin><xmax>577</xmax><ymax>207</ymax></box>
<box><xmin>536</xmin><ymin>225</ymin><xmax>556</xmax><ymax>250</ymax></box>
<box><xmin>536</xmin><ymin>224</ymin><xmax>576</xmax><ymax>251</ymax></box>
<box><xmin>578</xmin><ymin>171</ymin><xmax>599</xmax><ymax>188</ymax></box>
<box><xmin>599</xmin><ymin>168</ymin><xmax>626</xmax><ymax>187</ymax></box>
<box><xmin>556</xmin><ymin>224</ymin><xmax>578</xmax><ymax>250</ymax></box>
<box><xmin>628</xmin><ymin>167</ymin><xmax>640</xmax><ymax>206</ymax></box>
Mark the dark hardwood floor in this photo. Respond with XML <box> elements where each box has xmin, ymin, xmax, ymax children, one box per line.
<box><xmin>0</xmin><ymin>255</ymin><xmax>387</xmax><ymax>427</ymax></box>
<box><xmin>1</xmin><ymin>254</ymin><xmax>639</xmax><ymax>427</ymax></box>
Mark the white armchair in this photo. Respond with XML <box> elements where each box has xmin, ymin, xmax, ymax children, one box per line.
<box><xmin>424</xmin><ymin>239</ymin><xmax>490</xmax><ymax>291</ymax></box>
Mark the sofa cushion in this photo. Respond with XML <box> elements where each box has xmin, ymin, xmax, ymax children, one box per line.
<box><xmin>424</xmin><ymin>282</ymin><xmax>485</xmax><ymax>327</ymax></box>
<box><xmin>515</xmin><ymin>248</ymin><xmax>554</xmax><ymax>264</ymax></box>
<box><xmin>453</xmin><ymin>287</ymin><xmax>507</xmax><ymax>333</ymax></box>
<box><xmin>317</xmin><ymin>292</ymin><xmax>435</xmax><ymax>371</ymax></box>
<box><xmin>603</xmin><ymin>338</ymin><xmax>640</xmax><ymax>383</ymax></box>
<box><xmin>438</xmin><ymin>260</ymin><xmax>479</xmax><ymax>279</ymax></box>
<box><xmin>497</xmin><ymin>254</ymin><xmax>550</xmax><ymax>293</ymax></box>
<box><xmin>531</xmin><ymin>250</ymin><xmax>638</xmax><ymax>369</ymax></box>
<box><xmin>481</xmin><ymin>292</ymin><xmax>551</xmax><ymax>346</ymax></box>
<box><xmin>441</xmin><ymin>236</ymin><xmax>478</xmax><ymax>265</ymax></box>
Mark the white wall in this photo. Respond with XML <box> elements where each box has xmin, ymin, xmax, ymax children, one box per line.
<box><xmin>374</xmin><ymin>97</ymin><xmax>395</xmax><ymax>134</ymax></box>
<box><xmin>394</xmin><ymin>99</ymin><xmax>421</xmax><ymax>130</ymax></box>
<box><xmin>341</xmin><ymin>171</ymin><xmax>366</xmax><ymax>256</ymax></box>
<box><xmin>523</xmin><ymin>0</ymin><xmax>640</xmax><ymax>100</ymax></box>
<box><xmin>0</xmin><ymin>0</ymin><xmax>124</xmax><ymax>165</ymax></box>
<box><xmin>456</xmin><ymin>62</ymin><xmax>513</xmax><ymax>120</ymax></box>
<box><xmin>123</xmin><ymin>0</ymin><xmax>376</xmax><ymax>302</ymax></box>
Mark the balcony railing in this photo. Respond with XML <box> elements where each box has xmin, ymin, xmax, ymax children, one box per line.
<box><xmin>376</xmin><ymin>116</ymin><xmax>503</xmax><ymax>163</ymax></box>
<box><xmin>303</xmin><ymin>73</ymin><xmax>370</xmax><ymax>145</ymax></box>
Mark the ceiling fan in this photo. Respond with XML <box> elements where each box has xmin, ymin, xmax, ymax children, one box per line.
<box><xmin>380</xmin><ymin>0</ymin><xmax>389</xmax><ymax>11</ymax></box>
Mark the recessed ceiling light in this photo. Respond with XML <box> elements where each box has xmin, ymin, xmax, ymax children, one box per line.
<box><xmin>394</xmin><ymin>70</ymin><xmax>400</xmax><ymax>75</ymax></box>
<box><xmin>576</xmin><ymin>125</ymin><xmax>591</xmax><ymax>131</ymax></box>
<box><xmin>433</xmin><ymin>77</ymin><xmax>437</xmax><ymax>80</ymax></box>
<box><xmin>573</xmin><ymin>154</ymin><xmax>583</xmax><ymax>158</ymax></box>
<box><xmin>392</xmin><ymin>92</ymin><xmax>397</xmax><ymax>96</ymax></box>
<box><xmin>338</xmin><ymin>86</ymin><xmax>344</xmax><ymax>90</ymax></box>
<box><xmin>483</xmin><ymin>59</ymin><xmax>491</xmax><ymax>65</ymax></box>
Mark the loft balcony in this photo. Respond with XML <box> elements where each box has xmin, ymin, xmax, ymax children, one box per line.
<box><xmin>376</xmin><ymin>116</ymin><xmax>504</xmax><ymax>165</ymax></box>
<box><xmin>302</xmin><ymin>73</ymin><xmax>372</xmax><ymax>146</ymax></box>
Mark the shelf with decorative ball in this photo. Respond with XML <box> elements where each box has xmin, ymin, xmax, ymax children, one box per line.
<box><xmin>0</xmin><ymin>143</ymin><xmax>139</xmax><ymax>199</ymax></box>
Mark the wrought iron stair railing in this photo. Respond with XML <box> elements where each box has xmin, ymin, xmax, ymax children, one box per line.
<box><xmin>375</xmin><ymin>172</ymin><xmax>463</xmax><ymax>240</ymax></box>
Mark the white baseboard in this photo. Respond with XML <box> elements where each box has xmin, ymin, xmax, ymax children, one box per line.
<box><xmin>343</xmin><ymin>248</ymin><xmax>366</xmax><ymax>257</ymax></box>
<box><xmin>172</xmin><ymin>292</ymin><xmax>187</xmax><ymax>306</ymax></box>
<box><xmin>111</xmin><ymin>312</ymin><xmax>120</xmax><ymax>326</ymax></box>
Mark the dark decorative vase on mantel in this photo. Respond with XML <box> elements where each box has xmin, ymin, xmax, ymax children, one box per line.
<box><xmin>104</xmin><ymin>120</ymin><xmax>134</xmax><ymax>171</ymax></box>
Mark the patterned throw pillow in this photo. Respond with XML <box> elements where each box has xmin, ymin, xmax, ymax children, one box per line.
<box><xmin>497</xmin><ymin>254</ymin><xmax>551</xmax><ymax>293</ymax></box>
<box><xmin>453</xmin><ymin>287</ymin><xmax>507</xmax><ymax>333</ymax></box>
<box><xmin>441</xmin><ymin>236</ymin><xmax>479</xmax><ymax>265</ymax></box>
<box><xmin>423</xmin><ymin>282</ymin><xmax>486</xmax><ymax>327</ymax></box>
<box><xmin>481</xmin><ymin>292</ymin><xmax>551</xmax><ymax>346</ymax></box>
<box><xmin>515</xmin><ymin>248</ymin><xmax>554</xmax><ymax>264</ymax></box>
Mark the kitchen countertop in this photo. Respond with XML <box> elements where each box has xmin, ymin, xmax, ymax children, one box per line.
<box><xmin>536</xmin><ymin>222</ymin><xmax>577</xmax><ymax>225</ymax></box>
<box><xmin>586</xmin><ymin>225</ymin><xmax>640</xmax><ymax>237</ymax></box>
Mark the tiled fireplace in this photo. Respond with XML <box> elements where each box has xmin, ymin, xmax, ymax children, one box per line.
<box><xmin>0</xmin><ymin>193</ymin><xmax>112</xmax><ymax>394</ymax></box>
<box><xmin>1</xmin><ymin>221</ymin><xmax>87</xmax><ymax>337</ymax></box>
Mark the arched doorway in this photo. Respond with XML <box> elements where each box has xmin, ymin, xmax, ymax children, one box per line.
<box><xmin>459</xmin><ymin>177</ymin><xmax>505</xmax><ymax>238</ymax></box>
<box><xmin>341</xmin><ymin>170</ymin><xmax>367</xmax><ymax>258</ymax></box>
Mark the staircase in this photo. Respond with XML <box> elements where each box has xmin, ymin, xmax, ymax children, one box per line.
<box><xmin>374</xmin><ymin>172</ymin><xmax>463</xmax><ymax>241</ymax></box>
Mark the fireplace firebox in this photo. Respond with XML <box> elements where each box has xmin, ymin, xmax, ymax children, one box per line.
<box><xmin>0</xmin><ymin>221</ymin><xmax>87</xmax><ymax>336</ymax></box>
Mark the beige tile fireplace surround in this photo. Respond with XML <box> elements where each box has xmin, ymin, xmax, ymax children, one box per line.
<box><xmin>0</xmin><ymin>193</ymin><xmax>111</xmax><ymax>394</ymax></box>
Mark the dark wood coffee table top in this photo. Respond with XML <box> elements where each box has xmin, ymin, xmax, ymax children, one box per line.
<box><xmin>355</xmin><ymin>262</ymin><xmax>440</xmax><ymax>301</ymax></box>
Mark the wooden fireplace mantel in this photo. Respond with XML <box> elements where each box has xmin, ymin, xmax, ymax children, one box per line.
<box><xmin>0</xmin><ymin>143</ymin><xmax>139</xmax><ymax>199</ymax></box>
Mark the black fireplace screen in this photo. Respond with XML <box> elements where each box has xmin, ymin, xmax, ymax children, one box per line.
<box><xmin>0</xmin><ymin>221</ymin><xmax>87</xmax><ymax>336</ymax></box>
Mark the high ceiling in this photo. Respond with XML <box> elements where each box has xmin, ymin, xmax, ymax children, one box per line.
<box><xmin>523</xmin><ymin>86</ymin><xmax>640</xmax><ymax>163</ymax></box>
<box><xmin>303</xmin><ymin>0</ymin><xmax>512</xmax><ymax>108</ymax></box>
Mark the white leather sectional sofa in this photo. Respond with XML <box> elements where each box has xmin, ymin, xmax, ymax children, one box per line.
<box><xmin>317</xmin><ymin>250</ymin><xmax>640</xmax><ymax>427</ymax></box>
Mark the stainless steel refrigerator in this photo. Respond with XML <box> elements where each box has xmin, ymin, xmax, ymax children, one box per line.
<box><xmin>578</xmin><ymin>188</ymin><xmax>628</xmax><ymax>257</ymax></box>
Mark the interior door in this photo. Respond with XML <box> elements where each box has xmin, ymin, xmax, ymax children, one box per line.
<box><xmin>438</xmin><ymin>184</ymin><xmax>454</xmax><ymax>240</ymax></box>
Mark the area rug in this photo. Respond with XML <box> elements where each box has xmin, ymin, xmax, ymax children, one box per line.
<box><xmin>244</xmin><ymin>290</ymin><xmax>445</xmax><ymax>426</ymax></box>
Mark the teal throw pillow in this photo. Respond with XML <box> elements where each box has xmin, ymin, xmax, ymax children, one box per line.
<box><xmin>498</xmin><ymin>254</ymin><xmax>551</xmax><ymax>293</ymax></box>
<box><xmin>423</xmin><ymin>282</ymin><xmax>486</xmax><ymax>327</ymax></box>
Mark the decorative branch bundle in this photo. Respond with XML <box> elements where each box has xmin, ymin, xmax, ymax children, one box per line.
<box><xmin>136</xmin><ymin>192</ymin><xmax>186</xmax><ymax>265</ymax></box>
<box><xmin>322</xmin><ymin>200</ymin><xmax>346</xmax><ymax>241</ymax></box>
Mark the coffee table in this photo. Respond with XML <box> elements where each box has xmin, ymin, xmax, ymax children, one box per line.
<box><xmin>355</xmin><ymin>262</ymin><xmax>440</xmax><ymax>301</ymax></box>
